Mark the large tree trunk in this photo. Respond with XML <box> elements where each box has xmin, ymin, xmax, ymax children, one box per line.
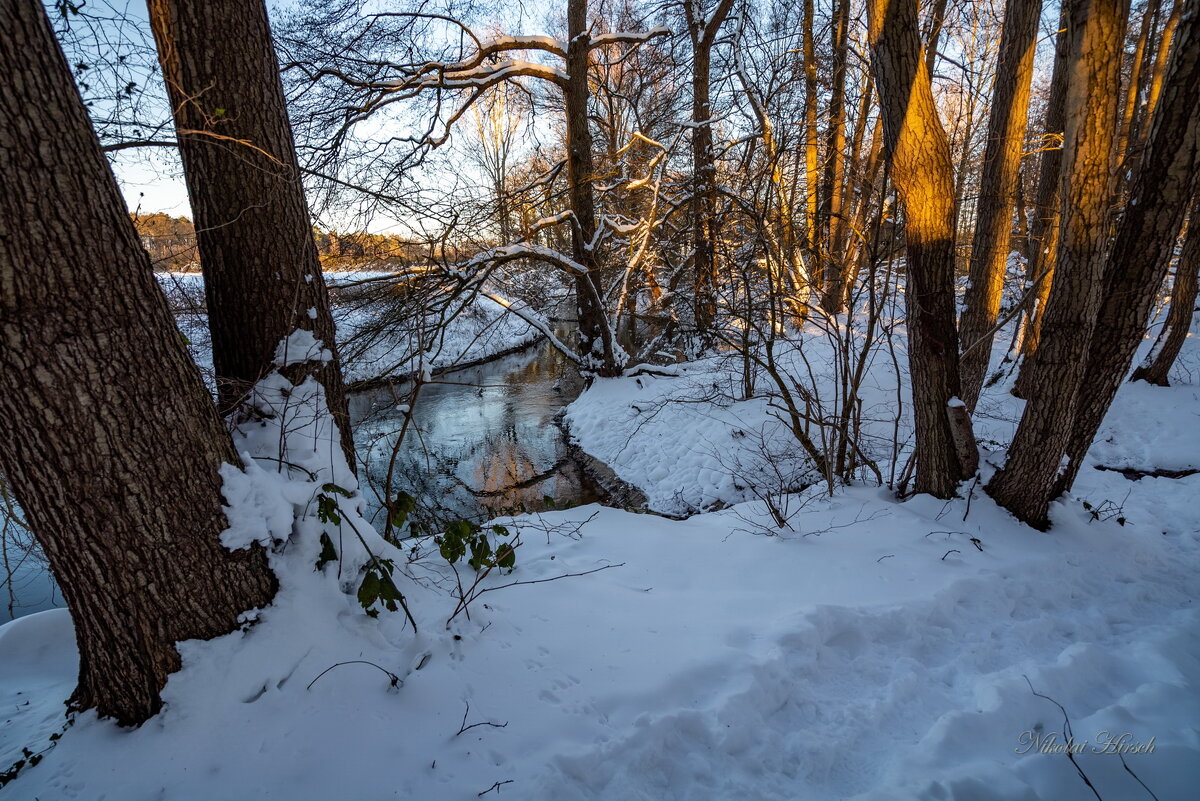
<box><xmin>0</xmin><ymin>0</ymin><xmax>277</xmax><ymax>726</ymax></box>
<box><xmin>1132</xmin><ymin>196</ymin><xmax>1200</xmax><ymax>385</ymax></box>
<box><xmin>565</xmin><ymin>0</ymin><xmax>622</xmax><ymax>375</ymax></box>
<box><xmin>958</xmin><ymin>0</ymin><xmax>1043</xmax><ymax>410</ymax></box>
<box><xmin>1014</xmin><ymin>1</ymin><xmax>1073</xmax><ymax>393</ymax></box>
<box><xmin>147</xmin><ymin>0</ymin><xmax>355</xmax><ymax>467</ymax></box>
<box><xmin>868</xmin><ymin>0</ymin><xmax>977</xmax><ymax>498</ymax></box>
<box><xmin>1053</xmin><ymin>8</ymin><xmax>1200</xmax><ymax>494</ymax></box>
<box><xmin>986</xmin><ymin>0</ymin><xmax>1126</xmax><ymax>528</ymax></box>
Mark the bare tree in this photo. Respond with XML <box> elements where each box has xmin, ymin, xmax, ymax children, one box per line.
<box><xmin>1132</xmin><ymin>194</ymin><xmax>1200</xmax><ymax>385</ymax></box>
<box><xmin>685</xmin><ymin>0</ymin><xmax>736</xmax><ymax>336</ymax></box>
<box><xmin>1052</xmin><ymin>2</ymin><xmax>1200</xmax><ymax>497</ymax></box>
<box><xmin>987</xmin><ymin>0</ymin><xmax>1127</xmax><ymax>527</ymax></box>
<box><xmin>147</xmin><ymin>0</ymin><xmax>356</xmax><ymax>465</ymax></box>
<box><xmin>958</xmin><ymin>0</ymin><xmax>1043</xmax><ymax>410</ymax></box>
<box><xmin>868</xmin><ymin>0</ymin><xmax>978</xmax><ymax>498</ymax></box>
<box><xmin>0</xmin><ymin>0</ymin><xmax>276</xmax><ymax>725</ymax></box>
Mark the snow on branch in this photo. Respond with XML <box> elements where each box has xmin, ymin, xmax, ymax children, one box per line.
<box><xmin>461</xmin><ymin>244</ymin><xmax>589</xmax><ymax>278</ymax></box>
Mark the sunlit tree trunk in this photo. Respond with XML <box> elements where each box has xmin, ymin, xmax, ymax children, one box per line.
<box><xmin>1052</xmin><ymin>1</ymin><xmax>1200</xmax><ymax>497</ymax></box>
<box><xmin>987</xmin><ymin>0</ymin><xmax>1126</xmax><ymax>527</ymax></box>
<box><xmin>958</xmin><ymin>0</ymin><xmax>1043</xmax><ymax>410</ymax></box>
<box><xmin>0</xmin><ymin>0</ymin><xmax>276</xmax><ymax>725</ymax></box>
<box><xmin>868</xmin><ymin>0</ymin><xmax>978</xmax><ymax>498</ymax></box>
<box><xmin>802</xmin><ymin>0</ymin><xmax>821</xmax><ymax>272</ymax></box>
<box><xmin>1014</xmin><ymin>1</ymin><xmax>1072</xmax><ymax>392</ymax></box>
<box><xmin>1132</xmin><ymin>196</ymin><xmax>1200</xmax><ymax>385</ymax></box>
<box><xmin>147</xmin><ymin>0</ymin><xmax>355</xmax><ymax>467</ymax></box>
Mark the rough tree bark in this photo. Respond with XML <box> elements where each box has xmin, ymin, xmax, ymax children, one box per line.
<box><xmin>1014</xmin><ymin>1</ymin><xmax>1072</xmax><ymax>393</ymax></box>
<box><xmin>686</xmin><ymin>0</ymin><xmax>736</xmax><ymax>337</ymax></box>
<box><xmin>868</xmin><ymin>0</ymin><xmax>978</xmax><ymax>498</ymax></box>
<box><xmin>0</xmin><ymin>0</ymin><xmax>277</xmax><ymax>725</ymax></box>
<box><xmin>1054</xmin><ymin>7</ymin><xmax>1200</xmax><ymax>494</ymax></box>
<box><xmin>147</xmin><ymin>0</ymin><xmax>355</xmax><ymax>466</ymax></box>
<box><xmin>987</xmin><ymin>0</ymin><xmax>1126</xmax><ymax>528</ymax></box>
<box><xmin>1132</xmin><ymin>195</ymin><xmax>1200</xmax><ymax>385</ymax></box>
<box><xmin>958</xmin><ymin>0</ymin><xmax>1043</xmax><ymax>410</ymax></box>
<box><xmin>565</xmin><ymin>0</ymin><xmax>623</xmax><ymax>375</ymax></box>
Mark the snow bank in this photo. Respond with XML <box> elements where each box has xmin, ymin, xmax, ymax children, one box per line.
<box><xmin>1</xmin><ymin>317</ymin><xmax>1197</xmax><ymax>801</ymax></box>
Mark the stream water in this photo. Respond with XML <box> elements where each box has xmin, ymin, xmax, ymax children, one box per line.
<box><xmin>349</xmin><ymin>336</ymin><xmax>601</xmax><ymax>531</ymax></box>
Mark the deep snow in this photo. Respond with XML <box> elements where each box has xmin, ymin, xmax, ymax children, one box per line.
<box><xmin>0</xmin><ymin>319</ymin><xmax>1197</xmax><ymax>800</ymax></box>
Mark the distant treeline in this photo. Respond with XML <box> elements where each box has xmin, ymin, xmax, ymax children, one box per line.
<box><xmin>131</xmin><ymin>212</ymin><xmax>428</xmax><ymax>271</ymax></box>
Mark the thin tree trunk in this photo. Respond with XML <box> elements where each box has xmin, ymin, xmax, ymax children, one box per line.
<box><xmin>803</xmin><ymin>0</ymin><xmax>821</xmax><ymax>271</ymax></box>
<box><xmin>958</xmin><ymin>0</ymin><xmax>1044</xmax><ymax>410</ymax></box>
<box><xmin>687</xmin><ymin>0</ymin><xmax>735</xmax><ymax>338</ymax></box>
<box><xmin>1132</xmin><ymin>197</ymin><xmax>1200</xmax><ymax>385</ymax></box>
<box><xmin>868</xmin><ymin>0</ymin><xmax>977</xmax><ymax>498</ymax></box>
<box><xmin>1014</xmin><ymin>1</ymin><xmax>1072</xmax><ymax>392</ymax></box>
<box><xmin>147</xmin><ymin>0</ymin><xmax>355</xmax><ymax>468</ymax></box>
<box><xmin>830</xmin><ymin>69</ymin><xmax>877</xmax><ymax>309</ymax></box>
<box><xmin>566</xmin><ymin>0</ymin><xmax>622</xmax><ymax>375</ymax></box>
<box><xmin>924</xmin><ymin>0</ymin><xmax>951</xmax><ymax>76</ymax></box>
<box><xmin>987</xmin><ymin>0</ymin><xmax>1126</xmax><ymax>528</ymax></box>
<box><xmin>820</xmin><ymin>0</ymin><xmax>852</xmax><ymax>313</ymax></box>
<box><xmin>0</xmin><ymin>0</ymin><xmax>276</xmax><ymax>725</ymax></box>
<box><xmin>1116</xmin><ymin>0</ymin><xmax>1161</xmax><ymax>171</ymax></box>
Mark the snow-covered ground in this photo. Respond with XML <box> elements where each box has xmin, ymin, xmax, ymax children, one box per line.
<box><xmin>0</xmin><ymin>317</ymin><xmax>1197</xmax><ymax>799</ymax></box>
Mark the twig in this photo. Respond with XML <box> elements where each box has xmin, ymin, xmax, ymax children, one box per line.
<box><xmin>876</xmin><ymin>554</ymin><xmax>895</xmax><ymax>562</ymax></box>
<box><xmin>447</xmin><ymin>562</ymin><xmax>624</xmax><ymax>626</ymax></box>
<box><xmin>477</xmin><ymin>779</ymin><xmax>514</xmax><ymax>796</ymax></box>
<box><xmin>1119</xmin><ymin>753</ymin><xmax>1161</xmax><ymax>801</ymax></box>
<box><xmin>1024</xmin><ymin>676</ymin><xmax>1104</xmax><ymax>801</ymax></box>
<box><xmin>306</xmin><ymin>660</ymin><xmax>402</xmax><ymax>691</ymax></box>
<box><xmin>456</xmin><ymin>701</ymin><xmax>509</xmax><ymax>736</ymax></box>
<box><xmin>941</xmin><ymin>549</ymin><xmax>961</xmax><ymax>560</ymax></box>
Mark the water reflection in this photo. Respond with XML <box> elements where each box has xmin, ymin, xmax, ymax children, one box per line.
<box><xmin>351</xmin><ymin>338</ymin><xmax>599</xmax><ymax>530</ymax></box>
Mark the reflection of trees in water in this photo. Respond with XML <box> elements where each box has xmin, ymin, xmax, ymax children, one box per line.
<box><xmin>362</xmin><ymin>421</ymin><xmax>590</xmax><ymax>531</ymax></box>
<box><xmin>352</xmin><ymin>331</ymin><xmax>594</xmax><ymax>530</ymax></box>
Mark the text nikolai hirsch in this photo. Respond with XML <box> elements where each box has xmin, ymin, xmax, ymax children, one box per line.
<box><xmin>1016</xmin><ymin>730</ymin><xmax>1156</xmax><ymax>755</ymax></box>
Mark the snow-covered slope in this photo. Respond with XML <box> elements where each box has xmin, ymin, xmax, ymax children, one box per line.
<box><xmin>0</xmin><ymin>320</ymin><xmax>1197</xmax><ymax>800</ymax></box>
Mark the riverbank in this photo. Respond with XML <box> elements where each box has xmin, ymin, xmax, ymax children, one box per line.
<box><xmin>1</xmin><ymin>322</ymin><xmax>1198</xmax><ymax>800</ymax></box>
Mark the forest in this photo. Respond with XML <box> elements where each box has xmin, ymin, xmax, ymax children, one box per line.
<box><xmin>0</xmin><ymin>0</ymin><xmax>1197</xmax><ymax>798</ymax></box>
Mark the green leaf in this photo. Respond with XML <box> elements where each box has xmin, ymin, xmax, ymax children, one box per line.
<box><xmin>357</xmin><ymin>572</ymin><xmax>381</xmax><ymax>608</ymax></box>
<box><xmin>316</xmin><ymin>495</ymin><xmax>341</xmax><ymax>525</ymax></box>
<box><xmin>322</xmin><ymin>482</ymin><xmax>353</xmax><ymax>498</ymax></box>
<box><xmin>316</xmin><ymin>532</ymin><xmax>338</xmax><ymax>570</ymax></box>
